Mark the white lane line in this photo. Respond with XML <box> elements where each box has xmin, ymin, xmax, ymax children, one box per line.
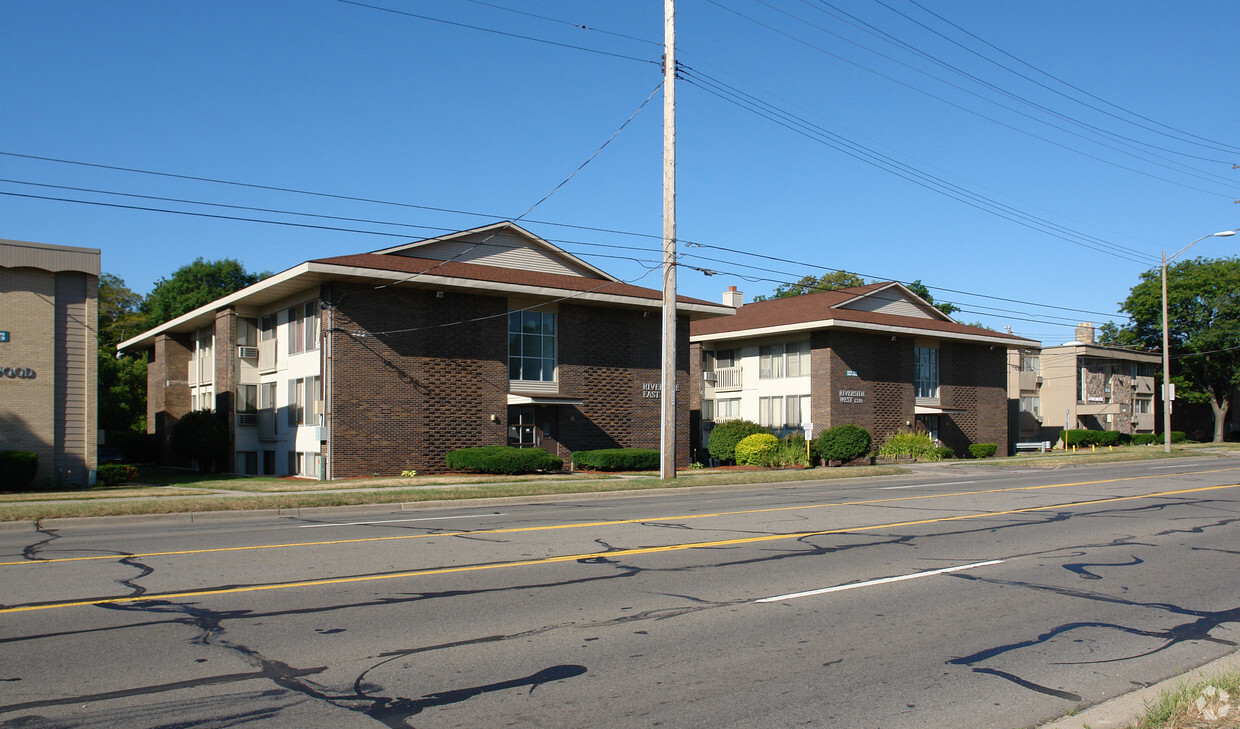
<box><xmin>299</xmin><ymin>514</ymin><xmax>507</xmax><ymax>528</ymax></box>
<box><xmin>1150</xmin><ymin>465</ymin><xmax>1188</xmax><ymax>470</ymax></box>
<box><xmin>880</xmin><ymin>480</ymin><xmax>977</xmax><ymax>490</ymax></box>
<box><xmin>755</xmin><ymin>559</ymin><xmax>1006</xmax><ymax>603</ymax></box>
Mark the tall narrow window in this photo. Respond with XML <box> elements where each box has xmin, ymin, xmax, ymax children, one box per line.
<box><xmin>237</xmin><ymin>317</ymin><xmax>258</xmax><ymax>347</ymax></box>
<box><xmin>508</xmin><ymin>310</ymin><xmax>556</xmax><ymax>382</ymax></box>
<box><xmin>289</xmin><ymin>378</ymin><xmax>304</xmax><ymax>426</ymax></box>
<box><xmin>303</xmin><ymin>301</ymin><xmax>319</xmax><ymax>352</ymax></box>
<box><xmin>914</xmin><ymin>345</ymin><xmax>939</xmax><ymax>399</ymax></box>
<box><xmin>237</xmin><ymin>384</ymin><xmax>257</xmax><ymax>413</ymax></box>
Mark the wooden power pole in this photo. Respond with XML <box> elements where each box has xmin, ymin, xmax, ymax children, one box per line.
<box><xmin>660</xmin><ymin>0</ymin><xmax>677</xmax><ymax>479</ymax></box>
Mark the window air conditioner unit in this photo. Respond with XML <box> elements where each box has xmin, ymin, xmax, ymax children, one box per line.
<box><xmin>703</xmin><ymin>421</ymin><xmax>715</xmax><ymax>430</ymax></box>
<box><xmin>703</xmin><ymin>372</ymin><xmax>718</xmax><ymax>383</ymax></box>
<box><xmin>238</xmin><ymin>346</ymin><xmax>260</xmax><ymax>359</ymax></box>
<box><xmin>237</xmin><ymin>413</ymin><xmax>257</xmax><ymax>426</ymax></box>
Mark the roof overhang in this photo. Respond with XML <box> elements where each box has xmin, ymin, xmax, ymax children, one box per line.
<box><xmin>691</xmin><ymin>318</ymin><xmax>1039</xmax><ymax>349</ymax></box>
<box><xmin>507</xmin><ymin>394</ymin><xmax>585</xmax><ymax>406</ymax></box>
<box><xmin>119</xmin><ymin>260</ymin><xmax>734</xmax><ymax>352</ymax></box>
<box><xmin>915</xmin><ymin>405</ymin><xmax>969</xmax><ymax>415</ymax></box>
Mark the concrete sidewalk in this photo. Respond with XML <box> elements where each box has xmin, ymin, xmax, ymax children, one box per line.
<box><xmin>1035</xmin><ymin>652</ymin><xmax>1239</xmax><ymax>728</ymax></box>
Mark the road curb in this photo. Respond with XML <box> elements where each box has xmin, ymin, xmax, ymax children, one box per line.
<box><xmin>1035</xmin><ymin>652</ymin><xmax>1240</xmax><ymax>729</ymax></box>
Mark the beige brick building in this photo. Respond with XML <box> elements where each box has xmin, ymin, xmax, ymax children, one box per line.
<box><xmin>0</xmin><ymin>239</ymin><xmax>100</xmax><ymax>486</ymax></box>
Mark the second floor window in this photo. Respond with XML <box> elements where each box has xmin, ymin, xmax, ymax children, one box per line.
<box><xmin>915</xmin><ymin>345</ymin><xmax>939</xmax><ymax>399</ymax></box>
<box><xmin>509</xmin><ymin>310</ymin><xmax>556</xmax><ymax>382</ymax></box>
<box><xmin>237</xmin><ymin>384</ymin><xmax>258</xmax><ymax>413</ymax></box>
<box><xmin>288</xmin><ymin>301</ymin><xmax>320</xmax><ymax>355</ymax></box>
<box><xmin>759</xmin><ymin>341</ymin><xmax>809</xmax><ymax>379</ymax></box>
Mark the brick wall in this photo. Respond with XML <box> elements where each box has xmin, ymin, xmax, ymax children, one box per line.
<box><xmin>940</xmin><ymin>343</ymin><xmax>1009</xmax><ymax>456</ymax></box>
<box><xmin>558</xmin><ymin>304</ymin><xmax>690</xmax><ymax>464</ymax></box>
<box><xmin>327</xmin><ymin>285</ymin><xmax>509</xmax><ymax>477</ymax></box>
<box><xmin>149</xmin><ymin>333</ymin><xmax>192</xmax><ymax>465</ymax></box>
<box><xmin>326</xmin><ymin>286</ymin><xmax>689</xmax><ymax>477</ymax></box>
<box><xmin>814</xmin><ymin>330</ymin><xmax>914</xmax><ymax>443</ymax></box>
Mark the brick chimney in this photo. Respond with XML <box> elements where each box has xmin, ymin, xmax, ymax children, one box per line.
<box><xmin>723</xmin><ymin>285</ymin><xmax>743</xmax><ymax>308</ymax></box>
<box><xmin>1074</xmin><ymin>322</ymin><xmax>1095</xmax><ymax>344</ymax></box>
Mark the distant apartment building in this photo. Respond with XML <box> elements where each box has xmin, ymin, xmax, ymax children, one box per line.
<box><xmin>690</xmin><ymin>284</ymin><xmax>1039</xmax><ymax>459</ymax></box>
<box><xmin>0</xmin><ymin>239</ymin><xmax>100</xmax><ymax>486</ymax></box>
<box><xmin>120</xmin><ymin>223</ymin><xmax>732</xmax><ymax>477</ymax></box>
<box><xmin>1012</xmin><ymin>323</ymin><xmax>1159</xmax><ymax>442</ymax></box>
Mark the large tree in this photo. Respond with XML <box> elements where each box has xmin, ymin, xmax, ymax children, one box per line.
<box><xmin>1111</xmin><ymin>257</ymin><xmax>1240</xmax><ymax>443</ymax></box>
<box><xmin>752</xmin><ymin>271</ymin><xmax>866</xmax><ymax>302</ymax></box>
<box><xmin>98</xmin><ymin>274</ymin><xmax>149</xmax><ymax>433</ymax></box>
<box><xmin>905</xmin><ymin>279</ymin><xmax>959</xmax><ymax>317</ymax></box>
<box><xmin>141</xmin><ymin>258</ymin><xmax>268</xmax><ymax>326</ymax></box>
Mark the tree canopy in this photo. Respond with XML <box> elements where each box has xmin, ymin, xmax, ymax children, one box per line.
<box><xmin>752</xmin><ymin>272</ymin><xmax>867</xmax><ymax>302</ymax></box>
<box><xmin>98</xmin><ymin>274</ymin><xmax>149</xmax><ymax>433</ymax></box>
<box><xmin>1109</xmin><ymin>257</ymin><xmax>1240</xmax><ymax>442</ymax></box>
<box><xmin>141</xmin><ymin>258</ymin><xmax>269</xmax><ymax>327</ymax></box>
<box><xmin>905</xmin><ymin>280</ymin><xmax>959</xmax><ymax>317</ymax></box>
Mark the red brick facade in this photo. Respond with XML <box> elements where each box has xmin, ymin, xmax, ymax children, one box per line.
<box><xmin>325</xmin><ymin>285</ymin><xmax>691</xmax><ymax>477</ymax></box>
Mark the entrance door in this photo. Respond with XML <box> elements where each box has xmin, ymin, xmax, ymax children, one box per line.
<box><xmin>507</xmin><ymin>406</ymin><xmax>559</xmax><ymax>452</ymax></box>
<box><xmin>508</xmin><ymin>406</ymin><xmax>539</xmax><ymax>448</ymax></box>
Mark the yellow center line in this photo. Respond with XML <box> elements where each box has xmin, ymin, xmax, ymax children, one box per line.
<box><xmin>4</xmin><ymin>466</ymin><xmax>1238</xmax><ymax>569</ymax></box>
<box><xmin>3</xmin><ymin>482</ymin><xmax>1237</xmax><ymax>615</ymax></box>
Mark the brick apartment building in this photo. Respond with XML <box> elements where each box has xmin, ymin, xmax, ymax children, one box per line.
<box><xmin>690</xmin><ymin>283</ymin><xmax>1039</xmax><ymax>459</ymax></box>
<box><xmin>1</xmin><ymin>239</ymin><xmax>100</xmax><ymax>486</ymax></box>
<box><xmin>120</xmin><ymin>223</ymin><xmax>732</xmax><ymax>478</ymax></box>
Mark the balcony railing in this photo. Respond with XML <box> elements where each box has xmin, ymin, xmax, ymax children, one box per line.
<box><xmin>1018</xmin><ymin>371</ymin><xmax>1040</xmax><ymax>392</ymax></box>
<box><xmin>710</xmin><ymin>366</ymin><xmax>743</xmax><ymax>391</ymax></box>
<box><xmin>259</xmin><ymin>338</ymin><xmax>278</xmax><ymax>372</ymax></box>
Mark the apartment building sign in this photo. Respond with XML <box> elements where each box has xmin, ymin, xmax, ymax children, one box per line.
<box><xmin>839</xmin><ymin>389</ymin><xmax>866</xmax><ymax>404</ymax></box>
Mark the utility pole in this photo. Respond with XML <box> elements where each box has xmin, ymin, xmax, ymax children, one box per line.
<box><xmin>660</xmin><ymin>0</ymin><xmax>677</xmax><ymax>479</ymax></box>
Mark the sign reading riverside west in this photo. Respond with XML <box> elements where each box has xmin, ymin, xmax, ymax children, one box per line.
<box><xmin>839</xmin><ymin>389</ymin><xmax>865</xmax><ymax>404</ymax></box>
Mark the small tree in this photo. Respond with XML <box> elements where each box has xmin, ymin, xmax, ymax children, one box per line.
<box><xmin>169</xmin><ymin>409</ymin><xmax>230</xmax><ymax>472</ymax></box>
<box><xmin>734</xmin><ymin>433</ymin><xmax>780</xmax><ymax>466</ymax></box>
<box><xmin>813</xmin><ymin>424</ymin><xmax>872</xmax><ymax>464</ymax></box>
<box><xmin>707</xmin><ymin>420</ymin><xmax>768</xmax><ymax>463</ymax></box>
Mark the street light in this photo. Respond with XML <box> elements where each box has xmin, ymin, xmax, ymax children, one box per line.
<box><xmin>1160</xmin><ymin>230</ymin><xmax>1236</xmax><ymax>453</ymax></box>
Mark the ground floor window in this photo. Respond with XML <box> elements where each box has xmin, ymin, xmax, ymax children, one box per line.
<box><xmin>236</xmin><ymin>451</ymin><xmax>258</xmax><ymax>475</ymax></box>
<box><xmin>713</xmin><ymin>398</ymin><xmax>741</xmax><ymax>422</ymax></box>
<box><xmin>288</xmin><ymin>451</ymin><xmax>318</xmax><ymax>477</ymax></box>
<box><xmin>916</xmin><ymin>414</ymin><xmax>940</xmax><ymax>443</ymax></box>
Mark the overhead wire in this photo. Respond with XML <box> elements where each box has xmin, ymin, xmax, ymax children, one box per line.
<box><xmin>698</xmin><ymin>0</ymin><xmax>1239</xmax><ymax>199</ymax></box>
<box><xmin>677</xmin><ymin>64</ymin><xmax>1160</xmax><ymax>265</ymax></box>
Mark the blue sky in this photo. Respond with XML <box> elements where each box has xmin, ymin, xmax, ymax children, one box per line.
<box><xmin>3</xmin><ymin>1</ymin><xmax>1237</xmax><ymax>345</ymax></box>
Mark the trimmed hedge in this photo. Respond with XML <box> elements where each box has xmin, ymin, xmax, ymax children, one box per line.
<box><xmin>735</xmin><ymin>433</ymin><xmax>780</xmax><ymax>466</ymax></box>
<box><xmin>1171</xmin><ymin>430</ymin><xmax>1188</xmax><ymax>443</ymax></box>
<box><xmin>98</xmin><ymin>463</ymin><xmax>139</xmax><ymax>487</ymax></box>
<box><xmin>1132</xmin><ymin>433</ymin><xmax>1158</xmax><ymax>445</ymax></box>
<box><xmin>445</xmin><ymin>446</ymin><xmax>562</xmax><ymax>474</ymax></box>
<box><xmin>572</xmin><ymin>448</ymin><xmax>660</xmax><ymax>472</ymax></box>
<box><xmin>707</xmin><ymin>420</ymin><xmax>768</xmax><ymax>463</ymax></box>
<box><xmin>0</xmin><ymin>451</ymin><xmax>38</xmax><ymax>490</ymax></box>
<box><xmin>876</xmin><ymin>431</ymin><xmax>941</xmax><ymax>462</ymax></box>
<box><xmin>813</xmin><ymin>424</ymin><xmax>872</xmax><ymax>464</ymax></box>
<box><xmin>969</xmin><ymin>443</ymin><xmax>998</xmax><ymax>459</ymax></box>
<box><xmin>935</xmin><ymin>446</ymin><xmax>956</xmax><ymax>460</ymax></box>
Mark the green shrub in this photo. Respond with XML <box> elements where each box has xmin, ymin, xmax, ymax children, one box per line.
<box><xmin>572</xmin><ymin>448</ymin><xmax>660</xmax><ymax>471</ymax></box>
<box><xmin>707</xmin><ymin>420</ymin><xmax>768</xmax><ymax>463</ymax></box>
<box><xmin>876</xmin><ymin>431</ymin><xmax>941</xmax><ymax>462</ymax></box>
<box><xmin>734</xmin><ymin>433</ymin><xmax>780</xmax><ymax>466</ymax></box>
<box><xmin>98</xmin><ymin>463</ymin><xmax>139</xmax><ymax>487</ymax></box>
<box><xmin>445</xmin><ymin>446</ymin><xmax>562</xmax><ymax>474</ymax></box>
<box><xmin>813</xmin><ymin>424</ymin><xmax>872</xmax><ymax>464</ymax></box>
<box><xmin>935</xmin><ymin>446</ymin><xmax>955</xmax><ymax>460</ymax></box>
<box><xmin>169</xmin><ymin>409</ymin><xmax>230</xmax><ymax>472</ymax></box>
<box><xmin>969</xmin><ymin>443</ymin><xmax>998</xmax><ymax>459</ymax></box>
<box><xmin>0</xmin><ymin>451</ymin><xmax>38</xmax><ymax>490</ymax></box>
<box><xmin>771</xmin><ymin>434</ymin><xmax>810</xmax><ymax>468</ymax></box>
<box><xmin>1132</xmin><ymin>433</ymin><xmax>1158</xmax><ymax>445</ymax></box>
<box><xmin>1170</xmin><ymin>431</ymin><xmax>1187</xmax><ymax>443</ymax></box>
<box><xmin>1097</xmin><ymin>430</ymin><xmax>1121</xmax><ymax>446</ymax></box>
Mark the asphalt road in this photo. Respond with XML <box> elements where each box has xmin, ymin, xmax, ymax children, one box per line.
<box><xmin>2</xmin><ymin>456</ymin><xmax>1239</xmax><ymax>729</ymax></box>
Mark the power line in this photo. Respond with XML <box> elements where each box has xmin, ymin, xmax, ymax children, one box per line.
<box><xmin>678</xmin><ymin>65</ymin><xmax>1160</xmax><ymax>265</ymax></box>
<box><xmin>332</xmin><ymin>0</ymin><xmax>658</xmax><ymax>65</ymax></box>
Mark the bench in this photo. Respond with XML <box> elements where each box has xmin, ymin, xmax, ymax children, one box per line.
<box><xmin>1014</xmin><ymin>441</ymin><xmax>1051</xmax><ymax>453</ymax></box>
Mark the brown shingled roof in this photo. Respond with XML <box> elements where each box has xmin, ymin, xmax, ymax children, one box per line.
<box><xmin>314</xmin><ymin>253</ymin><xmax>721</xmax><ymax>308</ymax></box>
<box><xmin>691</xmin><ymin>282</ymin><xmax>1037</xmax><ymax>344</ymax></box>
